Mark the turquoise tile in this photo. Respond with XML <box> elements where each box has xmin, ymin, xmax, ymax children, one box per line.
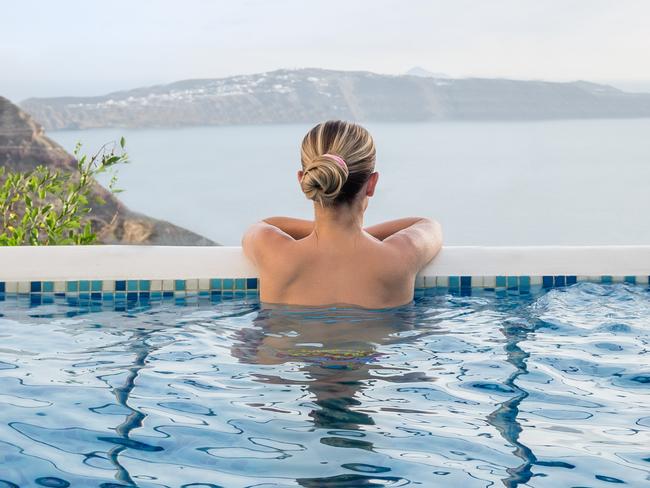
<box><xmin>223</xmin><ymin>279</ymin><xmax>234</xmax><ymax>290</ymax></box>
<box><xmin>601</xmin><ymin>276</ymin><xmax>613</xmax><ymax>284</ymax></box>
<box><xmin>103</xmin><ymin>292</ymin><xmax>114</xmax><ymax>301</ymax></box>
<box><xmin>91</xmin><ymin>280</ymin><xmax>102</xmax><ymax>292</ymax></box>
<box><xmin>66</xmin><ymin>281</ymin><xmax>78</xmax><ymax>292</ymax></box>
<box><xmin>174</xmin><ymin>280</ymin><xmax>185</xmax><ymax>291</ymax></box>
<box><xmin>139</xmin><ymin>280</ymin><xmax>150</xmax><ymax>291</ymax></box>
<box><xmin>496</xmin><ymin>276</ymin><xmax>506</xmax><ymax>288</ymax></box>
<box><xmin>43</xmin><ymin>281</ymin><xmax>54</xmax><ymax>293</ymax></box>
<box><xmin>210</xmin><ymin>278</ymin><xmax>222</xmax><ymax>290</ymax></box>
<box><xmin>235</xmin><ymin>278</ymin><xmax>246</xmax><ymax>290</ymax></box>
<box><xmin>519</xmin><ymin>276</ymin><xmax>531</xmax><ymax>291</ymax></box>
<box><xmin>624</xmin><ymin>276</ymin><xmax>636</xmax><ymax>284</ymax></box>
<box><xmin>78</xmin><ymin>281</ymin><xmax>90</xmax><ymax>292</ymax></box>
<box><xmin>448</xmin><ymin>276</ymin><xmax>460</xmax><ymax>288</ymax></box>
<box><xmin>507</xmin><ymin>276</ymin><xmax>517</xmax><ymax>289</ymax></box>
<box><xmin>127</xmin><ymin>280</ymin><xmax>138</xmax><ymax>291</ymax></box>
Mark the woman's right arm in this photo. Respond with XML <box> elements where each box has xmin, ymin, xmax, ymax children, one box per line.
<box><xmin>370</xmin><ymin>218</ymin><xmax>443</xmax><ymax>271</ymax></box>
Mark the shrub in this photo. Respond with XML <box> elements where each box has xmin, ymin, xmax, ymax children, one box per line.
<box><xmin>0</xmin><ymin>138</ymin><xmax>128</xmax><ymax>245</ymax></box>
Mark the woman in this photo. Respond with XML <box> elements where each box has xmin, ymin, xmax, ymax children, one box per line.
<box><xmin>242</xmin><ymin>120</ymin><xmax>442</xmax><ymax>308</ymax></box>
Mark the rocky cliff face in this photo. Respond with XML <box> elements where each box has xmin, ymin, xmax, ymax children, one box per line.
<box><xmin>0</xmin><ymin>96</ymin><xmax>215</xmax><ymax>245</ymax></box>
<box><xmin>20</xmin><ymin>68</ymin><xmax>650</xmax><ymax>130</ymax></box>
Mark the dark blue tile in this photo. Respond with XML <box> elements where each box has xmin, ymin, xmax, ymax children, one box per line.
<box><xmin>601</xmin><ymin>276</ymin><xmax>613</xmax><ymax>284</ymax></box>
<box><xmin>127</xmin><ymin>292</ymin><xmax>138</xmax><ymax>301</ymax></box>
<box><xmin>115</xmin><ymin>280</ymin><xmax>126</xmax><ymax>291</ymax></box>
<box><xmin>460</xmin><ymin>276</ymin><xmax>471</xmax><ymax>289</ymax></box>
<box><xmin>91</xmin><ymin>292</ymin><xmax>102</xmax><ymax>300</ymax></box>
<box><xmin>542</xmin><ymin>276</ymin><xmax>554</xmax><ymax>288</ymax></box>
<box><xmin>566</xmin><ymin>276</ymin><xmax>577</xmax><ymax>285</ymax></box>
<box><xmin>139</xmin><ymin>292</ymin><xmax>150</xmax><ymax>299</ymax></box>
<box><xmin>30</xmin><ymin>281</ymin><xmax>41</xmax><ymax>293</ymax></box>
<box><xmin>246</xmin><ymin>278</ymin><xmax>258</xmax><ymax>289</ymax></box>
<box><xmin>163</xmin><ymin>291</ymin><xmax>174</xmax><ymax>298</ymax></box>
<box><xmin>554</xmin><ymin>276</ymin><xmax>565</xmax><ymax>287</ymax></box>
<box><xmin>624</xmin><ymin>276</ymin><xmax>635</xmax><ymax>284</ymax></box>
<box><xmin>0</xmin><ymin>282</ymin><xmax>4</xmax><ymax>293</ymax></box>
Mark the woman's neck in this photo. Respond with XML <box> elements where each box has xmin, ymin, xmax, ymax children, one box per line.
<box><xmin>312</xmin><ymin>200</ymin><xmax>365</xmax><ymax>241</ymax></box>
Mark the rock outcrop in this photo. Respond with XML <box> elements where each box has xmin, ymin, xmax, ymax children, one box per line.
<box><xmin>20</xmin><ymin>68</ymin><xmax>650</xmax><ymax>130</ymax></box>
<box><xmin>0</xmin><ymin>96</ymin><xmax>215</xmax><ymax>245</ymax></box>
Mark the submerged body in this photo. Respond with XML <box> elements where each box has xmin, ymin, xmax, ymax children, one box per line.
<box><xmin>242</xmin><ymin>120</ymin><xmax>443</xmax><ymax>308</ymax></box>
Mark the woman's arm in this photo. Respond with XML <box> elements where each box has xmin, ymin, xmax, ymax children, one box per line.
<box><xmin>364</xmin><ymin>217</ymin><xmax>430</xmax><ymax>241</ymax></box>
<box><xmin>262</xmin><ymin>217</ymin><xmax>313</xmax><ymax>240</ymax></box>
<box><xmin>381</xmin><ymin>218</ymin><xmax>443</xmax><ymax>272</ymax></box>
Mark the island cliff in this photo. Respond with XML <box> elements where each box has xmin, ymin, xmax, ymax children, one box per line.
<box><xmin>0</xmin><ymin>96</ymin><xmax>215</xmax><ymax>245</ymax></box>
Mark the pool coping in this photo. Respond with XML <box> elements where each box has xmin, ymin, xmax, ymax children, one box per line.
<box><xmin>0</xmin><ymin>245</ymin><xmax>648</xmax><ymax>296</ymax></box>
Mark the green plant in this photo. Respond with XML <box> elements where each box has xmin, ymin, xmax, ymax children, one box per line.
<box><xmin>0</xmin><ymin>138</ymin><xmax>128</xmax><ymax>245</ymax></box>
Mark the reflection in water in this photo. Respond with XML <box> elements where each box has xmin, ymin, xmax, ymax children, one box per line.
<box><xmin>233</xmin><ymin>303</ymin><xmax>438</xmax><ymax>487</ymax></box>
<box><xmin>487</xmin><ymin>315</ymin><xmax>537</xmax><ymax>488</ymax></box>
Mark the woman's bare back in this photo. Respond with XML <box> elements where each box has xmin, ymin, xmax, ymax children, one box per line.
<box><xmin>244</xmin><ymin>217</ymin><xmax>442</xmax><ymax>309</ymax></box>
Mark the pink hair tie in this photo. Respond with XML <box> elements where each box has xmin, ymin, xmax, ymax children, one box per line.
<box><xmin>323</xmin><ymin>153</ymin><xmax>347</xmax><ymax>171</ymax></box>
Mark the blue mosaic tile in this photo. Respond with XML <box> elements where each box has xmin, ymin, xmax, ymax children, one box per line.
<box><xmin>91</xmin><ymin>280</ymin><xmax>102</xmax><ymax>292</ymax></box>
<box><xmin>542</xmin><ymin>276</ymin><xmax>553</xmax><ymax>288</ymax></box>
<box><xmin>496</xmin><ymin>276</ymin><xmax>506</xmax><ymax>288</ymax></box>
<box><xmin>601</xmin><ymin>276</ymin><xmax>613</xmax><ymax>284</ymax></box>
<box><xmin>127</xmin><ymin>280</ymin><xmax>138</xmax><ymax>292</ymax></box>
<box><xmin>554</xmin><ymin>276</ymin><xmax>566</xmax><ymax>287</ymax></box>
<box><xmin>67</xmin><ymin>281</ymin><xmax>78</xmax><ymax>292</ymax></box>
<box><xmin>79</xmin><ymin>281</ymin><xmax>90</xmax><ymax>292</ymax></box>
<box><xmin>127</xmin><ymin>292</ymin><xmax>138</xmax><ymax>301</ymax></box>
<box><xmin>460</xmin><ymin>276</ymin><xmax>471</xmax><ymax>289</ymax></box>
<box><xmin>103</xmin><ymin>292</ymin><xmax>114</xmax><ymax>301</ymax></box>
<box><xmin>115</xmin><ymin>280</ymin><xmax>126</xmax><ymax>292</ymax></box>
<box><xmin>624</xmin><ymin>276</ymin><xmax>636</xmax><ymax>284</ymax></box>
<box><xmin>507</xmin><ymin>276</ymin><xmax>518</xmax><ymax>289</ymax></box>
<box><xmin>223</xmin><ymin>278</ymin><xmax>234</xmax><ymax>290</ymax></box>
<box><xmin>43</xmin><ymin>281</ymin><xmax>54</xmax><ymax>293</ymax></box>
<box><xmin>0</xmin><ymin>282</ymin><xmax>5</xmax><ymax>293</ymax></box>
<box><xmin>235</xmin><ymin>278</ymin><xmax>246</xmax><ymax>290</ymax></box>
<box><xmin>30</xmin><ymin>281</ymin><xmax>41</xmax><ymax>293</ymax></box>
<box><xmin>174</xmin><ymin>280</ymin><xmax>185</xmax><ymax>291</ymax></box>
<box><xmin>210</xmin><ymin>278</ymin><xmax>222</xmax><ymax>289</ymax></box>
<box><xmin>519</xmin><ymin>276</ymin><xmax>531</xmax><ymax>291</ymax></box>
<box><xmin>163</xmin><ymin>291</ymin><xmax>174</xmax><ymax>298</ymax></box>
<box><xmin>566</xmin><ymin>276</ymin><xmax>577</xmax><ymax>285</ymax></box>
<box><xmin>91</xmin><ymin>292</ymin><xmax>102</xmax><ymax>300</ymax></box>
<box><xmin>246</xmin><ymin>278</ymin><xmax>257</xmax><ymax>290</ymax></box>
<box><xmin>139</xmin><ymin>280</ymin><xmax>150</xmax><ymax>291</ymax></box>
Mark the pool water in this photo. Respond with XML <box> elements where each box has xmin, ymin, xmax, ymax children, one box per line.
<box><xmin>0</xmin><ymin>283</ymin><xmax>649</xmax><ymax>487</ymax></box>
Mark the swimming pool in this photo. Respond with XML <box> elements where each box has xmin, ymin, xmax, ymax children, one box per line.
<box><xmin>1</xmin><ymin>282</ymin><xmax>648</xmax><ymax>487</ymax></box>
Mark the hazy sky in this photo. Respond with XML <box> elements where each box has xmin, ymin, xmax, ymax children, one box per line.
<box><xmin>2</xmin><ymin>0</ymin><xmax>650</xmax><ymax>102</ymax></box>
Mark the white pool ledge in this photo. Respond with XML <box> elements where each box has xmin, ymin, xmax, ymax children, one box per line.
<box><xmin>0</xmin><ymin>245</ymin><xmax>648</xmax><ymax>281</ymax></box>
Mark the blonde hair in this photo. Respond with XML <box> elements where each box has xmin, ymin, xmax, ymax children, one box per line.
<box><xmin>300</xmin><ymin>120</ymin><xmax>376</xmax><ymax>206</ymax></box>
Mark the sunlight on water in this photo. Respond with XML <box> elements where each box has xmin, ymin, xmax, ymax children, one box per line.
<box><xmin>0</xmin><ymin>283</ymin><xmax>648</xmax><ymax>487</ymax></box>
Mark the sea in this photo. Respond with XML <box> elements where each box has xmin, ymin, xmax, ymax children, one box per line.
<box><xmin>49</xmin><ymin>119</ymin><xmax>650</xmax><ymax>246</ymax></box>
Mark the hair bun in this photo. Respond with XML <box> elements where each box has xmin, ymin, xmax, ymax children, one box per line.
<box><xmin>300</xmin><ymin>154</ymin><xmax>349</xmax><ymax>204</ymax></box>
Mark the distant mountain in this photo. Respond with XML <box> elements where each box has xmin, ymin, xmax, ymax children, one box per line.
<box><xmin>405</xmin><ymin>66</ymin><xmax>450</xmax><ymax>78</ymax></box>
<box><xmin>0</xmin><ymin>96</ymin><xmax>215</xmax><ymax>245</ymax></box>
<box><xmin>20</xmin><ymin>68</ymin><xmax>650</xmax><ymax>130</ymax></box>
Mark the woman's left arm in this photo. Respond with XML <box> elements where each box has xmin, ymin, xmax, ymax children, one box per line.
<box><xmin>262</xmin><ymin>217</ymin><xmax>313</xmax><ymax>240</ymax></box>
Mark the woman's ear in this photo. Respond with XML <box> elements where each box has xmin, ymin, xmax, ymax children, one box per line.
<box><xmin>366</xmin><ymin>172</ymin><xmax>379</xmax><ymax>197</ymax></box>
<box><xmin>297</xmin><ymin>170</ymin><xmax>304</xmax><ymax>184</ymax></box>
